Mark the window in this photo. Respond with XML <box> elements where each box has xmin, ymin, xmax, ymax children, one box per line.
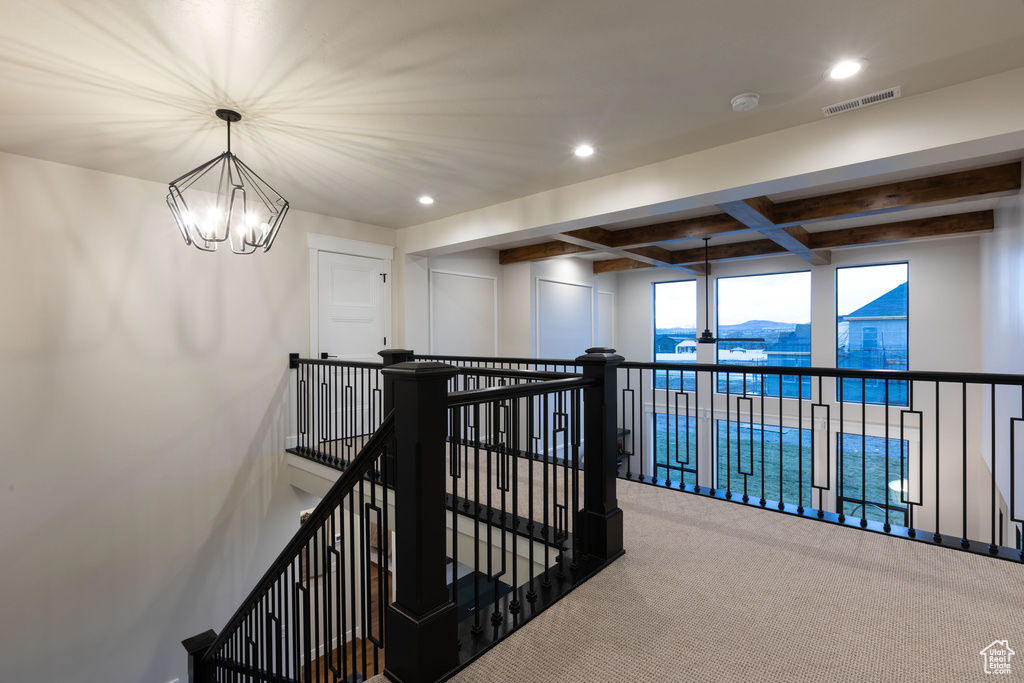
<box><xmin>654</xmin><ymin>412</ymin><xmax>698</xmax><ymax>486</ymax></box>
<box><xmin>715</xmin><ymin>421</ymin><xmax>813</xmax><ymax>508</ymax></box>
<box><xmin>837</xmin><ymin>433</ymin><xmax>909</xmax><ymax>526</ymax></box>
<box><xmin>653</xmin><ymin>280</ymin><xmax>697</xmax><ymax>390</ymax></box>
<box><xmin>716</xmin><ymin>271</ymin><xmax>811</xmax><ymax>397</ymax></box>
<box><xmin>836</xmin><ymin>263</ymin><xmax>908</xmax><ymax>404</ymax></box>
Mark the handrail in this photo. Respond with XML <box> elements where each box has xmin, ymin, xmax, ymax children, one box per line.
<box><xmin>414</xmin><ymin>353</ymin><xmax>581</xmax><ymax>367</ymax></box>
<box><xmin>622</xmin><ymin>359</ymin><xmax>1024</xmax><ymax>386</ymax></box>
<box><xmin>204</xmin><ymin>410</ymin><xmax>395</xmax><ymax>661</ymax></box>
<box><xmin>291</xmin><ymin>357</ymin><xmax>385</xmax><ymax>370</ymax></box>
<box><xmin>453</xmin><ymin>366</ymin><xmax>580</xmax><ymax>381</ymax></box>
<box><xmin>447</xmin><ymin>376</ymin><xmax>596</xmax><ymax>407</ymax></box>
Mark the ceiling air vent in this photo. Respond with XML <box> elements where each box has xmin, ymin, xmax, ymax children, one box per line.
<box><xmin>822</xmin><ymin>86</ymin><xmax>901</xmax><ymax>117</ymax></box>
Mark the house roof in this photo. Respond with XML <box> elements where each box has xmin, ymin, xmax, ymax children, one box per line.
<box><xmin>843</xmin><ymin>283</ymin><xmax>908</xmax><ymax>320</ymax></box>
<box><xmin>767</xmin><ymin>323</ymin><xmax>811</xmax><ymax>353</ymax></box>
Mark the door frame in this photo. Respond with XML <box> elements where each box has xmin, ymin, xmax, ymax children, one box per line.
<box><xmin>308</xmin><ymin>233</ymin><xmax>394</xmax><ymax>359</ymax></box>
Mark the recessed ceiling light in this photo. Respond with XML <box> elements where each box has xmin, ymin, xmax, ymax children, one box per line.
<box><xmin>825</xmin><ymin>58</ymin><xmax>868</xmax><ymax>80</ymax></box>
<box><xmin>573</xmin><ymin>144</ymin><xmax>595</xmax><ymax>158</ymax></box>
<box><xmin>418</xmin><ymin>195</ymin><xmax>435</xmax><ymax>205</ymax></box>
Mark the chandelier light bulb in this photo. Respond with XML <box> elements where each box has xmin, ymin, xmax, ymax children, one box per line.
<box><xmin>167</xmin><ymin>109</ymin><xmax>289</xmax><ymax>254</ymax></box>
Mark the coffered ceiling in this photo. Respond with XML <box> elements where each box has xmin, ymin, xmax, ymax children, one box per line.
<box><xmin>2</xmin><ymin>0</ymin><xmax>1024</xmax><ymax>230</ymax></box>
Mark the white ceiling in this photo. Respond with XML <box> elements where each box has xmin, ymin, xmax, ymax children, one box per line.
<box><xmin>3</xmin><ymin>0</ymin><xmax>1024</xmax><ymax>229</ymax></box>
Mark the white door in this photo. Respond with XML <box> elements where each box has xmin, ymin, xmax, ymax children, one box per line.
<box><xmin>318</xmin><ymin>251</ymin><xmax>387</xmax><ymax>361</ymax></box>
<box><xmin>316</xmin><ymin>251</ymin><xmax>387</xmax><ymax>445</ymax></box>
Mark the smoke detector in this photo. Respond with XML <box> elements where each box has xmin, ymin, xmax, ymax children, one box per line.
<box><xmin>731</xmin><ymin>92</ymin><xmax>760</xmax><ymax>112</ymax></box>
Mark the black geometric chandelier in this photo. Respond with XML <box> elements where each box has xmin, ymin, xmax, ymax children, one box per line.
<box><xmin>167</xmin><ymin>109</ymin><xmax>289</xmax><ymax>254</ymax></box>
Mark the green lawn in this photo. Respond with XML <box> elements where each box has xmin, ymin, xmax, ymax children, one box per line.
<box><xmin>651</xmin><ymin>417</ymin><xmax>907</xmax><ymax>523</ymax></box>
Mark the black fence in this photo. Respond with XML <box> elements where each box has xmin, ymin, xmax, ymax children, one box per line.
<box><xmin>618</xmin><ymin>360</ymin><xmax>1024</xmax><ymax>561</ymax></box>
<box><xmin>186</xmin><ymin>350</ymin><xmax>625</xmax><ymax>683</ymax></box>
<box><xmin>188</xmin><ymin>348</ymin><xmax>1024</xmax><ymax>683</ymax></box>
<box><xmin>186</xmin><ymin>412</ymin><xmax>396</xmax><ymax>683</ymax></box>
<box><xmin>289</xmin><ymin>353</ymin><xmax>385</xmax><ymax>469</ymax></box>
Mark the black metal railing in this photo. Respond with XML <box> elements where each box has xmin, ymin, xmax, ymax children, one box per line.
<box><xmin>618</xmin><ymin>360</ymin><xmax>1024</xmax><ymax>561</ymax></box>
<box><xmin>382</xmin><ymin>351</ymin><xmax>624</xmax><ymax>681</ymax></box>
<box><xmin>414</xmin><ymin>353</ymin><xmax>582</xmax><ymax>375</ymax></box>
<box><xmin>445</xmin><ymin>370</ymin><xmax>592</xmax><ymax>647</ymax></box>
<box><xmin>188</xmin><ymin>350</ymin><xmax>625</xmax><ymax>683</ymax></box>
<box><xmin>192</xmin><ymin>347</ymin><xmax>1024</xmax><ymax>683</ymax></box>
<box><xmin>288</xmin><ymin>353</ymin><xmax>386</xmax><ymax>470</ymax></box>
<box><xmin>187</xmin><ymin>412</ymin><xmax>396</xmax><ymax>683</ymax></box>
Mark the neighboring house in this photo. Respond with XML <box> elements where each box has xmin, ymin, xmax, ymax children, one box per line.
<box><xmin>765</xmin><ymin>323</ymin><xmax>812</xmax><ymax>368</ymax></box>
<box><xmin>840</xmin><ymin>282</ymin><xmax>908</xmax><ymax>369</ymax></box>
<box><xmin>655</xmin><ymin>334</ymin><xmax>687</xmax><ymax>354</ymax></box>
<box><xmin>674</xmin><ymin>339</ymin><xmax>697</xmax><ymax>355</ymax></box>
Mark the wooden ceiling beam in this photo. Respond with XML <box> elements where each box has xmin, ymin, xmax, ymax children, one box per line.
<box><xmin>758</xmin><ymin>226</ymin><xmax>832</xmax><ymax>265</ymax></box>
<box><xmin>499</xmin><ymin>241</ymin><xmax>593</xmax><ymax>264</ymax></box>
<box><xmin>806</xmin><ymin>210</ymin><xmax>993</xmax><ymax>250</ymax></box>
<box><xmin>670</xmin><ymin>239</ymin><xmax>789</xmax><ymax>266</ymax></box>
<box><xmin>717</xmin><ymin>196</ymin><xmax>777</xmax><ymax>229</ymax></box>
<box><xmin>602</xmin><ymin>213</ymin><xmax>746</xmax><ymax>248</ymax></box>
<box><xmin>718</xmin><ymin>196</ymin><xmax>832</xmax><ymax>265</ymax></box>
<box><xmin>592</xmin><ymin>258</ymin><xmax>655</xmax><ymax>274</ymax></box>
<box><xmin>507</xmin><ymin>165</ymin><xmax>1011</xmax><ymax>270</ymax></box>
<box><xmin>561</xmin><ymin>226</ymin><xmax>617</xmax><ymax>247</ymax></box>
<box><xmin>772</xmin><ymin>162</ymin><xmax>1021</xmax><ymax>227</ymax></box>
<box><xmin>591</xmin><ymin>209</ymin><xmax>992</xmax><ymax>273</ymax></box>
<box><xmin>559</xmin><ymin>231</ymin><xmax>702</xmax><ymax>274</ymax></box>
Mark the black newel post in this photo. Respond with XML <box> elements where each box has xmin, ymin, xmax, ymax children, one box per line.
<box><xmin>576</xmin><ymin>347</ymin><xmax>625</xmax><ymax>561</ymax></box>
<box><xmin>380</xmin><ymin>349</ymin><xmax>415</xmax><ymax>486</ymax></box>
<box><xmin>382</xmin><ymin>361</ymin><xmax>460</xmax><ymax>683</ymax></box>
<box><xmin>380</xmin><ymin>349</ymin><xmax>417</xmax><ymax>413</ymax></box>
<box><xmin>181</xmin><ymin>630</ymin><xmax>217</xmax><ymax>683</ymax></box>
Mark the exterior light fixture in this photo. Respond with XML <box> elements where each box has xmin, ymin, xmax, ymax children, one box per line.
<box><xmin>574</xmin><ymin>144</ymin><xmax>595</xmax><ymax>158</ymax></box>
<box><xmin>888</xmin><ymin>478</ymin><xmax>909</xmax><ymax>493</ymax></box>
<box><xmin>825</xmin><ymin>59</ymin><xmax>868</xmax><ymax>80</ymax></box>
<box><xmin>167</xmin><ymin>109</ymin><xmax>289</xmax><ymax>254</ymax></box>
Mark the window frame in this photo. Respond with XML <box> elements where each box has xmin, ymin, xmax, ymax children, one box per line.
<box><xmin>835</xmin><ymin>261</ymin><xmax>909</xmax><ymax>406</ymax></box>
<box><xmin>714</xmin><ymin>269</ymin><xmax>812</xmax><ymax>397</ymax></box>
<box><xmin>651</xmin><ymin>278</ymin><xmax>698</xmax><ymax>362</ymax></box>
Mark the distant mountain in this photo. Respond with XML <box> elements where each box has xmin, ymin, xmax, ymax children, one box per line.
<box><xmin>720</xmin><ymin>320</ymin><xmax>798</xmax><ymax>332</ymax></box>
<box><xmin>655</xmin><ymin>327</ymin><xmax>697</xmax><ymax>337</ymax></box>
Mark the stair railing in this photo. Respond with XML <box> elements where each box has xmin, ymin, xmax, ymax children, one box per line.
<box><xmin>186</xmin><ymin>348</ymin><xmax>626</xmax><ymax>683</ymax></box>
<box><xmin>186</xmin><ymin>411</ymin><xmax>396</xmax><ymax>683</ymax></box>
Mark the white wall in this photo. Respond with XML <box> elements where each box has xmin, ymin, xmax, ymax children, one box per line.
<box><xmin>427</xmin><ymin>249</ymin><xmax>501</xmax><ymax>356</ymax></box>
<box><xmin>982</xmin><ymin>189</ymin><xmax>1024</xmax><ymax>532</ymax></box>
<box><xmin>500</xmin><ymin>262</ymin><xmax>532</xmax><ymax>357</ymax></box>
<box><xmin>397</xmin><ymin>250</ymin><xmax>603</xmax><ymax>362</ymax></box>
<box><xmin>529</xmin><ymin>258</ymin><xmax>598</xmax><ymax>360</ymax></box>
<box><xmin>0</xmin><ymin>151</ymin><xmax>394</xmax><ymax>683</ymax></box>
<box><xmin>984</xmin><ymin>194</ymin><xmax>1024</xmax><ymax>375</ymax></box>
<box><xmin>596</xmin><ymin>272</ymin><xmax>618</xmax><ymax>350</ymax></box>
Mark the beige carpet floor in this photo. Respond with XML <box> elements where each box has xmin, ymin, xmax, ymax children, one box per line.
<box><xmin>371</xmin><ymin>478</ymin><xmax>1024</xmax><ymax>682</ymax></box>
